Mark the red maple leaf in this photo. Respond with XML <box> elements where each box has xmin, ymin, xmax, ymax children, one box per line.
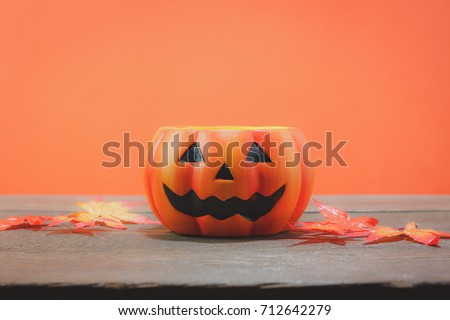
<box><xmin>0</xmin><ymin>216</ymin><xmax>25</xmax><ymax>230</ymax></box>
<box><xmin>293</xmin><ymin>200</ymin><xmax>450</xmax><ymax>246</ymax></box>
<box><xmin>292</xmin><ymin>199</ymin><xmax>378</xmax><ymax>236</ymax></box>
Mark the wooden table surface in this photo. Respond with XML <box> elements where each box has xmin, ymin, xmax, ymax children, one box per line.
<box><xmin>1</xmin><ymin>195</ymin><xmax>450</xmax><ymax>299</ymax></box>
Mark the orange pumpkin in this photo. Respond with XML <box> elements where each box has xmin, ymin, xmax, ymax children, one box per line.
<box><xmin>144</xmin><ymin>126</ymin><xmax>314</xmax><ymax>237</ymax></box>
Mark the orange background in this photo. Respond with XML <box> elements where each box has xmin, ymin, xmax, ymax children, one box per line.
<box><xmin>1</xmin><ymin>0</ymin><xmax>450</xmax><ymax>195</ymax></box>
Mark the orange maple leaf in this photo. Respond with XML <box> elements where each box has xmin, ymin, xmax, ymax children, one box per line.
<box><xmin>292</xmin><ymin>199</ymin><xmax>378</xmax><ymax>236</ymax></box>
<box><xmin>403</xmin><ymin>222</ymin><xmax>440</xmax><ymax>246</ymax></box>
<box><xmin>67</xmin><ymin>201</ymin><xmax>155</xmax><ymax>229</ymax></box>
<box><xmin>364</xmin><ymin>226</ymin><xmax>404</xmax><ymax>243</ymax></box>
<box><xmin>0</xmin><ymin>216</ymin><xmax>25</xmax><ymax>231</ymax></box>
<box><xmin>365</xmin><ymin>222</ymin><xmax>450</xmax><ymax>246</ymax></box>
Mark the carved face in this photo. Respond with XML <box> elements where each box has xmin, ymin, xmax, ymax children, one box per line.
<box><xmin>145</xmin><ymin>127</ymin><xmax>314</xmax><ymax>237</ymax></box>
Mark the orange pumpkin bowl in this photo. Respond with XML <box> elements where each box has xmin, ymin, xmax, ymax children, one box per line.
<box><xmin>144</xmin><ymin>126</ymin><xmax>314</xmax><ymax>237</ymax></box>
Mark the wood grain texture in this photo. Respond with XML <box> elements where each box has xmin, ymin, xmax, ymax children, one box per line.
<box><xmin>0</xmin><ymin>196</ymin><xmax>450</xmax><ymax>294</ymax></box>
<box><xmin>1</xmin><ymin>195</ymin><xmax>450</xmax><ymax>214</ymax></box>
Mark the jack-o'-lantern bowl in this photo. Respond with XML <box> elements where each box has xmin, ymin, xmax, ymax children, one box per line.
<box><xmin>144</xmin><ymin>126</ymin><xmax>314</xmax><ymax>237</ymax></box>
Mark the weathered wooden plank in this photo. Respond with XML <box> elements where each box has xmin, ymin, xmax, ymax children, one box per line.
<box><xmin>1</xmin><ymin>200</ymin><xmax>450</xmax><ymax>290</ymax></box>
<box><xmin>1</xmin><ymin>195</ymin><xmax>450</xmax><ymax>214</ymax></box>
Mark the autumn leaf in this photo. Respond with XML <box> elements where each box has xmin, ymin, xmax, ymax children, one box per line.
<box><xmin>313</xmin><ymin>199</ymin><xmax>379</xmax><ymax>228</ymax></box>
<box><xmin>67</xmin><ymin>201</ymin><xmax>155</xmax><ymax>230</ymax></box>
<box><xmin>365</xmin><ymin>226</ymin><xmax>404</xmax><ymax>244</ymax></box>
<box><xmin>292</xmin><ymin>222</ymin><xmax>348</xmax><ymax>235</ymax></box>
<box><xmin>0</xmin><ymin>216</ymin><xmax>25</xmax><ymax>231</ymax></box>
<box><xmin>25</xmin><ymin>215</ymin><xmax>45</xmax><ymax>226</ymax></box>
<box><xmin>314</xmin><ymin>199</ymin><xmax>351</xmax><ymax>221</ymax></box>
<box><xmin>0</xmin><ymin>200</ymin><xmax>158</xmax><ymax>231</ymax></box>
<box><xmin>348</xmin><ymin>216</ymin><xmax>379</xmax><ymax>228</ymax></box>
<box><xmin>0</xmin><ymin>216</ymin><xmax>49</xmax><ymax>230</ymax></box>
<box><xmin>293</xmin><ymin>200</ymin><xmax>379</xmax><ymax>236</ymax></box>
<box><xmin>294</xmin><ymin>201</ymin><xmax>450</xmax><ymax>246</ymax></box>
<box><xmin>414</xmin><ymin>227</ymin><xmax>450</xmax><ymax>239</ymax></box>
<box><xmin>403</xmin><ymin>222</ymin><xmax>440</xmax><ymax>246</ymax></box>
<box><xmin>365</xmin><ymin>222</ymin><xmax>450</xmax><ymax>246</ymax></box>
<box><xmin>47</xmin><ymin>215</ymin><xmax>72</xmax><ymax>227</ymax></box>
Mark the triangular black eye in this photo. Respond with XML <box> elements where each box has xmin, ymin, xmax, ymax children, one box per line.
<box><xmin>180</xmin><ymin>143</ymin><xmax>204</xmax><ymax>162</ymax></box>
<box><xmin>245</xmin><ymin>143</ymin><xmax>272</xmax><ymax>162</ymax></box>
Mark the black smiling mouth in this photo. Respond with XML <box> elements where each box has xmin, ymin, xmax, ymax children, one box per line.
<box><xmin>163</xmin><ymin>184</ymin><xmax>285</xmax><ymax>222</ymax></box>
